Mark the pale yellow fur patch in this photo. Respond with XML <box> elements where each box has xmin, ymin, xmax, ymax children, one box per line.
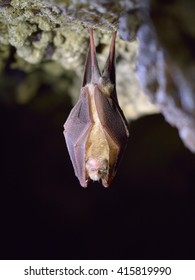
<box><xmin>85</xmin><ymin>84</ymin><xmax>109</xmax><ymax>180</ymax></box>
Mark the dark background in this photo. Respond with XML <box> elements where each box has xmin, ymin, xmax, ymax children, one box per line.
<box><xmin>0</xmin><ymin>69</ymin><xmax>195</xmax><ymax>260</ymax></box>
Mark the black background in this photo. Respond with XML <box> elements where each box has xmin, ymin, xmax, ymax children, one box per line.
<box><xmin>1</xmin><ymin>73</ymin><xmax>195</xmax><ymax>260</ymax></box>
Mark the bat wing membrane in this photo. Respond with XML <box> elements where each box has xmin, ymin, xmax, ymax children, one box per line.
<box><xmin>94</xmin><ymin>87</ymin><xmax>129</xmax><ymax>176</ymax></box>
<box><xmin>64</xmin><ymin>88</ymin><xmax>92</xmax><ymax>187</ymax></box>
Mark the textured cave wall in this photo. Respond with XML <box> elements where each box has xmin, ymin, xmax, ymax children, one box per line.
<box><xmin>137</xmin><ymin>0</ymin><xmax>195</xmax><ymax>153</ymax></box>
<box><xmin>0</xmin><ymin>0</ymin><xmax>195</xmax><ymax>152</ymax></box>
<box><xmin>0</xmin><ymin>0</ymin><xmax>158</xmax><ymax>119</ymax></box>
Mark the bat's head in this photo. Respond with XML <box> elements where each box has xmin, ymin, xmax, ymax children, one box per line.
<box><xmin>86</xmin><ymin>158</ymin><xmax>110</xmax><ymax>187</ymax></box>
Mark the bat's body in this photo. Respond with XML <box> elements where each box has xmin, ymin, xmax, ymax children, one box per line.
<box><xmin>64</xmin><ymin>29</ymin><xmax>129</xmax><ymax>187</ymax></box>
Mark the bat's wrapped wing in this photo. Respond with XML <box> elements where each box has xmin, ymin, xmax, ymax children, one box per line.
<box><xmin>94</xmin><ymin>87</ymin><xmax>129</xmax><ymax>183</ymax></box>
<box><xmin>63</xmin><ymin>89</ymin><xmax>92</xmax><ymax>187</ymax></box>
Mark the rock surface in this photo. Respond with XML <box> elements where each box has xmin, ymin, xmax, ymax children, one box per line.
<box><xmin>0</xmin><ymin>0</ymin><xmax>195</xmax><ymax>152</ymax></box>
<box><xmin>137</xmin><ymin>0</ymin><xmax>195</xmax><ymax>152</ymax></box>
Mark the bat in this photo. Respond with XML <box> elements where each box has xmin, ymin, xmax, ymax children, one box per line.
<box><xmin>63</xmin><ymin>28</ymin><xmax>129</xmax><ymax>187</ymax></box>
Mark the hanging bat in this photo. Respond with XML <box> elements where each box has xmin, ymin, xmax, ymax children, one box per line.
<box><xmin>63</xmin><ymin>28</ymin><xmax>129</xmax><ymax>187</ymax></box>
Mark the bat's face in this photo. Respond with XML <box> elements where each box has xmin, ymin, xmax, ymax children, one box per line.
<box><xmin>86</xmin><ymin>158</ymin><xmax>108</xmax><ymax>181</ymax></box>
<box><xmin>63</xmin><ymin>29</ymin><xmax>129</xmax><ymax>188</ymax></box>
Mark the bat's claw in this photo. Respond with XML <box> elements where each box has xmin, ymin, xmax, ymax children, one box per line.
<box><xmin>102</xmin><ymin>179</ymin><xmax>110</xmax><ymax>188</ymax></box>
<box><xmin>81</xmin><ymin>179</ymin><xmax>88</xmax><ymax>188</ymax></box>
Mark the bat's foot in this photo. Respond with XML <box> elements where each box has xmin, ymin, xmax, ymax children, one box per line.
<box><xmin>80</xmin><ymin>179</ymin><xmax>89</xmax><ymax>188</ymax></box>
<box><xmin>102</xmin><ymin>178</ymin><xmax>111</xmax><ymax>188</ymax></box>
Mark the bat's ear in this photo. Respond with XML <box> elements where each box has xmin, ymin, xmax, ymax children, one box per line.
<box><xmin>102</xmin><ymin>31</ymin><xmax>117</xmax><ymax>85</ymax></box>
<box><xmin>82</xmin><ymin>29</ymin><xmax>101</xmax><ymax>86</ymax></box>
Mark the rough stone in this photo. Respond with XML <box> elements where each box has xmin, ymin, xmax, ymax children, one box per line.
<box><xmin>136</xmin><ymin>0</ymin><xmax>195</xmax><ymax>152</ymax></box>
